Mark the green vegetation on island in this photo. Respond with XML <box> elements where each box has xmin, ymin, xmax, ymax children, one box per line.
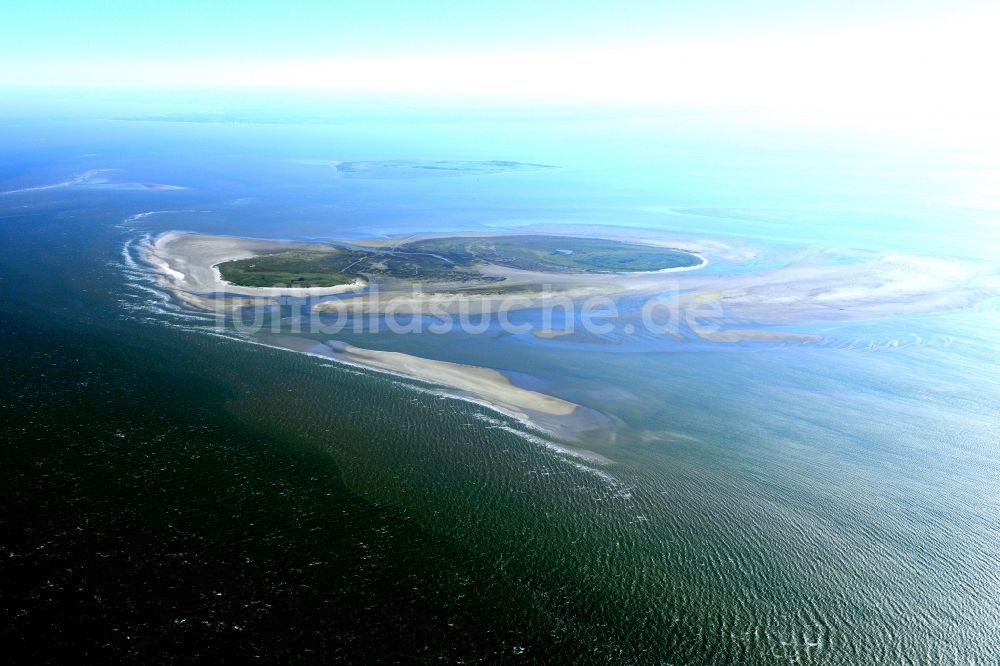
<box><xmin>216</xmin><ymin>246</ymin><xmax>484</xmax><ymax>287</ymax></box>
<box><xmin>216</xmin><ymin>250</ymin><xmax>361</xmax><ymax>287</ymax></box>
<box><xmin>216</xmin><ymin>235</ymin><xmax>701</xmax><ymax>288</ymax></box>
<box><xmin>403</xmin><ymin>236</ymin><xmax>702</xmax><ymax>273</ymax></box>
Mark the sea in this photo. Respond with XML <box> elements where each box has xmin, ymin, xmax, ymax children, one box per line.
<box><xmin>1</xmin><ymin>96</ymin><xmax>998</xmax><ymax>664</ymax></box>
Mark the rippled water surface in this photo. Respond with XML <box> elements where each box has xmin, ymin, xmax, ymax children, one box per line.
<box><xmin>2</xmin><ymin>112</ymin><xmax>998</xmax><ymax>663</ymax></box>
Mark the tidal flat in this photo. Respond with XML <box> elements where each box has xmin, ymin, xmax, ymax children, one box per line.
<box><xmin>141</xmin><ymin>227</ymin><xmax>997</xmax><ymax>447</ymax></box>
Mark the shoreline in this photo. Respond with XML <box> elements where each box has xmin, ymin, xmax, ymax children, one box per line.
<box><xmin>253</xmin><ymin>332</ymin><xmax>615</xmax><ymax>456</ymax></box>
<box><xmin>141</xmin><ymin>230</ymin><xmax>622</xmax><ymax>447</ymax></box>
<box><xmin>143</xmin><ymin>231</ymin><xmax>368</xmax><ymax>299</ymax></box>
<box><xmin>137</xmin><ymin>229</ymin><xmax>995</xmax><ymax>448</ymax></box>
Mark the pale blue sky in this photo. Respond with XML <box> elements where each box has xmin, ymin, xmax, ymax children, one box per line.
<box><xmin>2</xmin><ymin>0</ymin><xmax>998</xmax><ymax>147</ymax></box>
<box><xmin>0</xmin><ymin>0</ymin><xmax>973</xmax><ymax>61</ymax></box>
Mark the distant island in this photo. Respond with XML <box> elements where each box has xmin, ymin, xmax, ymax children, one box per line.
<box><xmin>330</xmin><ymin>160</ymin><xmax>558</xmax><ymax>179</ymax></box>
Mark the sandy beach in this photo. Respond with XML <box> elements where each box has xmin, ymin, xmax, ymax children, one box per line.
<box><xmin>254</xmin><ymin>333</ymin><xmax>616</xmax><ymax>450</ymax></box>
<box><xmin>143</xmin><ymin>231</ymin><xmax>367</xmax><ymax>302</ymax></box>
<box><xmin>258</xmin><ymin>333</ymin><xmax>575</xmax><ymax>418</ymax></box>
<box><xmin>341</xmin><ymin>343</ymin><xmax>576</xmax><ymax>416</ymax></box>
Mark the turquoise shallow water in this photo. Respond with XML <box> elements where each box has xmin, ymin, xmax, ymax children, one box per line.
<box><xmin>1</xmin><ymin>110</ymin><xmax>999</xmax><ymax>663</ymax></box>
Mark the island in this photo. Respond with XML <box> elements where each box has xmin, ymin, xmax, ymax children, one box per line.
<box><xmin>140</xmin><ymin>228</ymin><xmax>995</xmax><ymax>443</ymax></box>
<box><xmin>141</xmin><ymin>231</ymin><xmax>706</xmax><ymax>442</ymax></box>
<box><xmin>215</xmin><ymin>234</ymin><xmax>704</xmax><ymax>289</ymax></box>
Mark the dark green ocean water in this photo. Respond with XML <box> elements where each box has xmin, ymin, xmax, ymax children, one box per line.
<box><xmin>2</xmin><ymin>114</ymin><xmax>998</xmax><ymax>664</ymax></box>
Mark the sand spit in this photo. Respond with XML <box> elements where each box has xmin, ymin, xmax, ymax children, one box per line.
<box><xmin>341</xmin><ymin>343</ymin><xmax>576</xmax><ymax>416</ymax></box>
<box><xmin>254</xmin><ymin>333</ymin><xmax>616</xmax><ymax>449</ymax></box>
<box><xmin>258</xmin><ymin>333</ymin><xmax>574</xmax><ymax>417</ymax></box>
<box><xmin>0</xmin><ymin>169</ymin><xmax>187</xmax><ymax>196</ymax></box>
